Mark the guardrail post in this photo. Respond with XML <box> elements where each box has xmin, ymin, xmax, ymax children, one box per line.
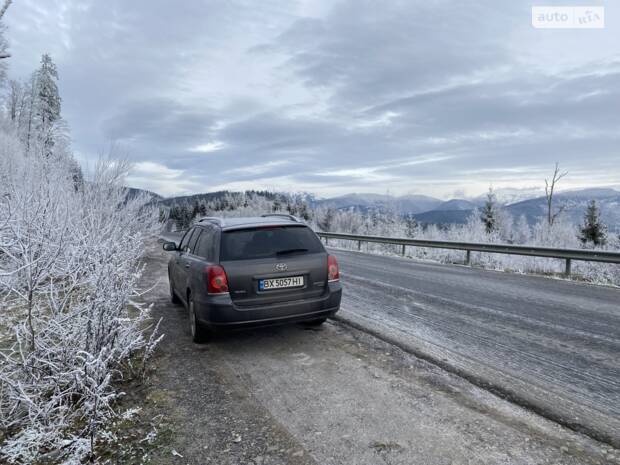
<box><xmin>325</xmin><ymin>237</ymin><xmax>329</xmax><ymax>247</ymax></box>
<box><xmin>465</xmin><ymin>250</ymin><xmax>471</xmax><ymax>265</ymax></box>
<box><xmin>401</xmin><ymin>244</ymin><xmax>406</xmax><ymax>256</ymax></box>
<box><xmin>565</xmin><ymin>258</ymin><xmax>572</xmax><ymax>276</ymax></box>
<box><xmin>358</xmin><ymin>240</ymin><xmax>362</xmax><ymax>251</ymax></box>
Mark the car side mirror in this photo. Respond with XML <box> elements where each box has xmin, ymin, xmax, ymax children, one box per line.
<box><xmin>162</xmin><ymin>241</ymin><xmax>177</xmax><ymax>252</ymax></box>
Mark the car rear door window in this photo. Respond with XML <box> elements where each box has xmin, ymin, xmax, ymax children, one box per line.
<box><xmin>188</xmin><ymin>228</ymin><xmax>202</xmax><ymax>254</ymax></box>
<box><xmin>220</xmin><ymin>226</ymin><xmax>323</xmax><ymax>261</ymax></box>
<box><xmin>195</xmin><ymin>226</ymin><xmax>217</xmax><ymax>261</ymax></box>
<box><xmin>179</xmin><ymin>228</ymin><xmax>195</xmax><ymax>252</ymax></box>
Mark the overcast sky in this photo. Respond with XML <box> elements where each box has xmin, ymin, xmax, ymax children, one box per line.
<box><xmin>3</xmin><ymin>0</ymin><xmax>619</xmax><ymax>198</ymax></box>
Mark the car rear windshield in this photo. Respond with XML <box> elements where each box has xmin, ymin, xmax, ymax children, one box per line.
<box><xmin>220</xmin><ymin>225</ymin><xmax>324</xmax><ymax>261</ymax></box>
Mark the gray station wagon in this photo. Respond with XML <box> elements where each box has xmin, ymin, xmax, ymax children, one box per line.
<box><xmin>162</xmin><ymin>214</ymin><xmax>342</xmax><ymax>342</ymax></box>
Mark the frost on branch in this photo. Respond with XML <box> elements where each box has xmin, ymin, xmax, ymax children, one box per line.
<box><xmin>0</xmin><ymin>127</ymin><xmax>160</xmax><ymax>463</ymax></box>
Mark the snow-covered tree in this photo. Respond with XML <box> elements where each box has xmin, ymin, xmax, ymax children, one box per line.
<box><xmin>0</xmin><ymin>0</ymin><xmax>12</xmax><ymax>92</ymax></box>
<box><xmin>580</xmin><ymin>200</ymin><xmax>607</xmax><ymax>246</ymax></box>
<box><xmin>318</xmin><ymin>207</ymin><xmax>336</xmax><ymax>231</ymax></box>
<box><xmin>480</xmin><ymin>187</ymin><xmax>499</xmax><ymax>234</ymax></box>
<box><xmin>33</xmin><ymin>54</ymin><xmax>63</xmax><ymax>156</ymax></box>
<box><xmin>14</xmin><ymin>73</ymin><xmax>38</xmax><ymax>151</ymax></box>
<box><xmin>404</xmin><ymin>214</ymin><xmax>419</xmax><ymax>238</ymax></box>
<box><xmin>6</xmin><ymin>78</ymin><xmax>23</xmax><ymax>121</ymax></box>
<box><xmin>298</xmin><ymin>201</ymin><xmax>311</xmax><ymax>221</ymax></box>
<box><xmin>514</xmin><ymin>215</ymin><xmax>531</xmax><ymax>244</ymax></box>
<box><xmin>0</xmin><ymin>0</ymin><xmax>11</xmax><ymax>25</ymax></box>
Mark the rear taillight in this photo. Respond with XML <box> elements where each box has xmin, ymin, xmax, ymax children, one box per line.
<box><xmin>327</xmin><ymin>255</ymin><xmax>339</xmax><ymax>282</ymax></box>
<box><xmin>206</xmin><ymin>265</ymin><xmax>229</xmax><ymax>294</ymax></box>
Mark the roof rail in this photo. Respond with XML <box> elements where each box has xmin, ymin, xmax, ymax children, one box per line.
<box><xmin>261</xmin><ymin>213</ymin><xmax>300</xmax><ymax>222</ymax></box>
<box><xmin>198</xmin><ymin>216</ymin><xmax>225</xmax><ymax>226</ymax></box>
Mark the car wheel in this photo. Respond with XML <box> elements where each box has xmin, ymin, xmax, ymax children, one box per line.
<box><xmin>188</xmin><ymin>296</ymin><xmax>209</xmax><ymax>343</ymax></box>
<box><xmin>303</xmin><ymin>317</ymin><xmax>328</xmax><ymax>326</ymax></box>
<box><xmin>169</xmin><ymin>273</ymin><xmax>180</xmax><ymax>304</ymax></box>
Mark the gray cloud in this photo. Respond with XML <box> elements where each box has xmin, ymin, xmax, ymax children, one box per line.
<box><xmin>267</xmin><ymin>1</ymin><xmax>520</xmax><ymax>107</ymax></box>
<box><xmin>101</xmin><ymin>99</ymin><xmax>217</xmax><ymax>153</ymax></box>
<box><xmin>3</xmin><ymin>0</ymin><xmax>619</xmax><ymax>198</ymax></box>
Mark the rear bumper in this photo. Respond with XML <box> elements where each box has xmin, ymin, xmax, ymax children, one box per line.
<box><xmin>194</xmin><ymin>282</ymin><xmax>342</xmax><ymax>328</ymax></box>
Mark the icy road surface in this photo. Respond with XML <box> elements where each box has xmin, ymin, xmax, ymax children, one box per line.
<box><xmin>330</xmin><ymin>247</ymin><xmax>620</xmax><ymax>447</ymax></box>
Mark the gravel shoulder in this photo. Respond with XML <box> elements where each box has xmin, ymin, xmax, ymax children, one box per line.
<box><xmin>137</xmin><ymin>241</ymin><xmax>619</xmax><ymax>465</ymax></box>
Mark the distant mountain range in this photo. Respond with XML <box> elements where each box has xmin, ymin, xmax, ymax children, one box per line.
<box><xmin>313</xmin><ymin>193</ymin><xmax>442</xmax><ymax>214</ymax></box>
<box><xmin>503</xmin><ymin>188</ymin><xmax>620</xmax><ymax>229</ymax></box>
<box><xmin>312</xmin><ymin>188</ymin><xmax>620</xmax><ymax>230</ymax></box>
<box><xmin>133</xmin><ymin>186</ymin><xmax>620</xmax><ymax>231</ymax></box>
<box><xmin>409</xmin><ymin>188</ymin><xmax>620</xmax><ymax>230</ymax></box>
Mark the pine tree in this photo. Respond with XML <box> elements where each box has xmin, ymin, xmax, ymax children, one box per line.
<box><xmin>18</xmin><ymin>54</ymin><xmax>64</xmax><ymax>156</ymax></box>
<box><xmin>35</xmin><ymin>54</ymin><xmax>61</xmax><ymax>126</ymax></box>
<box><xmin>579</xmin><ymin>200</ymin><xmax>607</xmax><ymax>246</ymax></box>
<box><xmin>480</xmin><ymin>188</ymin><xmax>499</xmax><ymax>234</ymax></box>
<box><xmin>33</xmin><ymin>54</ymin><xmax>62</xmax><ymax>155</ymax></box>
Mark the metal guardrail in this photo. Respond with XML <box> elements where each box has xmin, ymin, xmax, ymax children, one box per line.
<box><xmin>316</xmin><ymin>231</ymin><xmax>620</xmax><ymax>275</ymax></box>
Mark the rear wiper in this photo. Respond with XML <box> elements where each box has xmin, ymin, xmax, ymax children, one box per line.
<box><xmin>276</xmin><ymin>248</ymin><xmax>308</xmax><ymax>255</ymax></box>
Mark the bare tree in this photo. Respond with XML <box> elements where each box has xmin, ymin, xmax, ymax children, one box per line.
<box><xmin>544</xmin><ymin>162</ymin><xmax>568</xmax><ymax>226</ymax></box>
<box><xmin>6</xmin><ymin>79</ymin><xmax>22</xmax><ymax>121</ymax></box>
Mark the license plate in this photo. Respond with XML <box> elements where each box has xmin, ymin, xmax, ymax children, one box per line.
<box><xmin>259</xmin><ymin>276</ymin><xmax>304</xmax><ymax>290</ymax></box>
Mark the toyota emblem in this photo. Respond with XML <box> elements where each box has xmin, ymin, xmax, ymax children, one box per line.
<box><xmin>275</xmin><ymin>263</ymin><xmax>288</xmax><ymax>272</ymax></box>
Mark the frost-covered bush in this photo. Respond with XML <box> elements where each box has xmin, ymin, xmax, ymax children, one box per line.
<box><xmin>0</xmin><ymin>128</ymin><xmax>160</xmax><ymax>464</ymax></box>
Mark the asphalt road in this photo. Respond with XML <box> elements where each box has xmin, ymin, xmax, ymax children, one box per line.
<box><xmin>142</xmin><ymin>240</ymin><xmax>620</xmax><ymax>464</ymax></box>
<box><xmin>330</xmin><ymin>248</ymin><xmax>620</xmax><ymax>447</ymax></box>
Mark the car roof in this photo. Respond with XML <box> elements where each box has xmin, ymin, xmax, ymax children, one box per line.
<box><xmin>197</xmin><ymin>216</ymin><xmax>307</xmax><ymax>231</ymax></box>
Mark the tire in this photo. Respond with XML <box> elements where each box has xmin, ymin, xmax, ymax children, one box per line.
<box><xmin>303</xmin><ymin>317</ymin><xmax>328</xmax><ymax>326</ymax></box>
<box><xmin>169</xmin><ymin>273</ymin><xmax>181</xmax><ymax>304</ymax></box>
<box><xmin>188</xmin><ymin>296</ymin><xmax>209</xmax><ymax>343</ymax></box>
